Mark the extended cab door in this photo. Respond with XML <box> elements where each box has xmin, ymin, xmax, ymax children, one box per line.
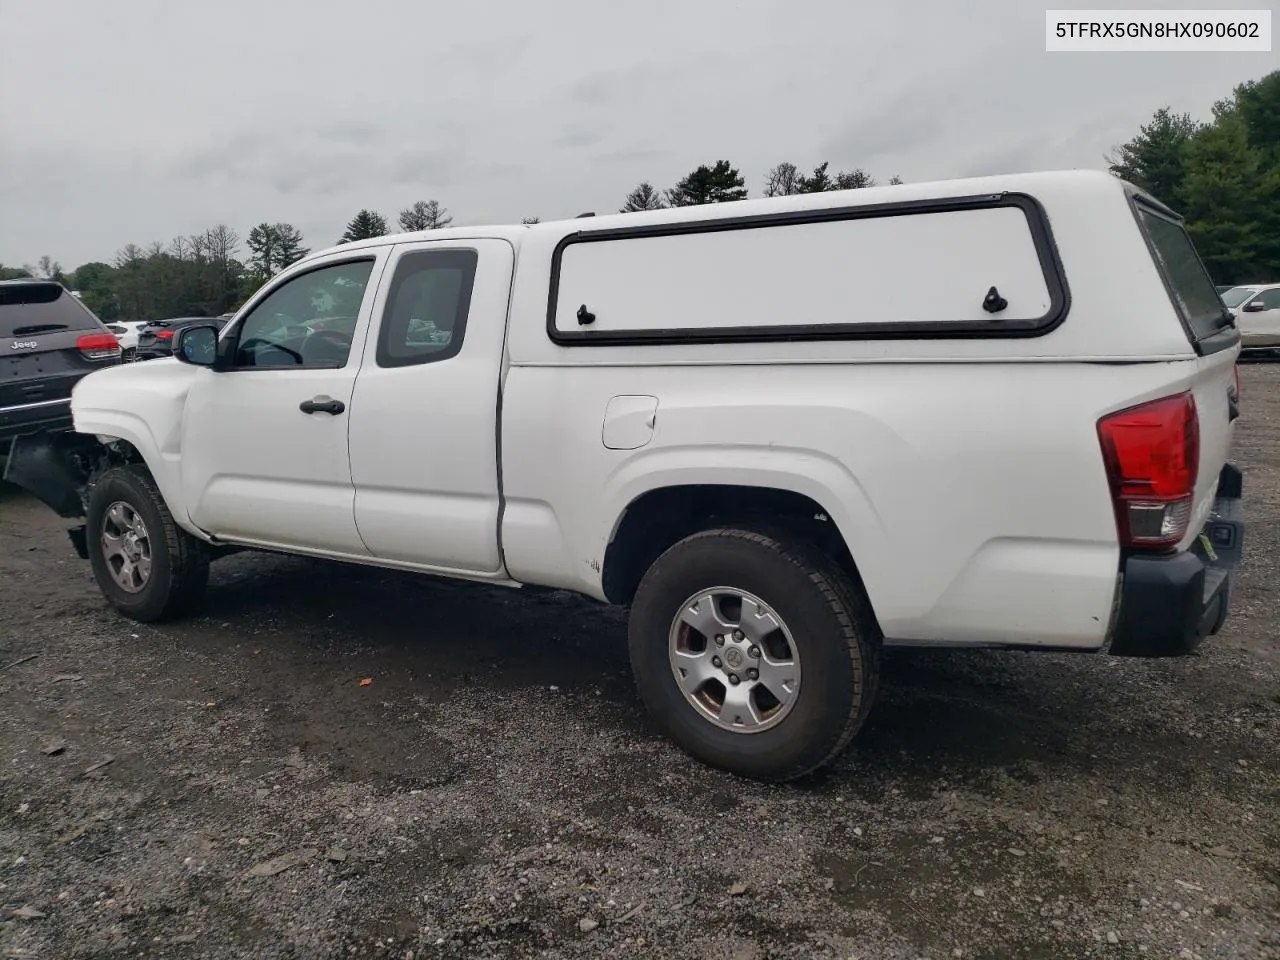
<box><xmin>180</xmin><ymin>251</ymin><xmax>387</xmax><ymax>554</ymax></box>
<box><xmin>347</xmin><ymin>238</ymin><xmax>513</xmax><ymax>576</ymax></box>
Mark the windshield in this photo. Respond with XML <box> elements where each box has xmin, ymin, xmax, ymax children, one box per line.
<box><xmin>1220</xmin><ymin>286</ymin><xmax>1257</xmax><ymax>308</ymax></box>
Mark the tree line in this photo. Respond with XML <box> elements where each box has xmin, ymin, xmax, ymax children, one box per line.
<box><xmin>6</xmin><ymin>66</ymin><xmax>1276</xmax><ymax>322</ymax></box>
<box><xmin>7</xmin><ymin>59</ymin><xmax>1277</xmax><ymax>324</ymax></box>
<box><xmin>0</xmin><ymin>158</ymin><xmax>901</xmax><ymax>322</ymax></box>
<box><xmin>0</xmin><ymin>201</ymin><xmax>457</xmax><ymax>322</ymax></box>
<box><xmin>1108</xmin><ymin>68</ymin><xmax>1279</xmax><ymax>284</ymax></box>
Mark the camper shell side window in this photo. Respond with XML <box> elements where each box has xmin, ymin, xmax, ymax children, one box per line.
<box><xmin>546</xmin><ymin>193</ymin><xmax>1071</xmax><ymax>346</ymax></box>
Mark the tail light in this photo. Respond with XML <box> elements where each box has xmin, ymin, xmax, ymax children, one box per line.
<box><xmin>156</xmin><ymin>329</ymin><xmax>174</xmax><ymax>340</ymax></box>
<box><xmin>77</xmin><ymin>333</ymin><xmax>122</xmax><ymax>361</ymax></box>
<box><xmin>1097</xmin><ymin>391</ymin><xmax>1199</xmax><ymax>550</ymax></box>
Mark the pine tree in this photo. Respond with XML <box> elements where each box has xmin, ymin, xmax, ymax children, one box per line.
<box><xmin>247</xmin><ymin>223</ymin><xmax>279</xmax><ymax>280</ymax></box>
<box><xmin>1107</xmin><ymin>107</ymin><xmax>1201</xmax><ymax>207</ymax></box>
<box><xmin>666</xmin><ymin>161</ymin><xmax>748</xmax><ymax>206</ymax></box>
<box><xmin>275</xmin><ymin>223</ymin><xmax>308</xmax><ymax>268</ymax></box>
<box><xmin>247</xmin><ymin>223</ymin><xmax>309</xmax><ymax>281</ymax></box>
<box><xmin>1180</xmin><ymin>109</ymin><xmax>1279</xmax><ymax>282</ymax></box>
<box><xmin>620</xmin><ymin>182</ymin><xmax>667</xmax><ymax>212</ymax></box>
<box><xmin>796</xmin><ymin>162</ymin><xmax>834</xmax><ymax>193</ymax></box>
<box><xmin>339</xmin><ymin>210</ymin><xmax>389</xmax><ymax>244</ymax></box>
<box><xmin>1235</xmin><ymin>71</ymin><xmax>1280</xmax><ymax>166</ymax></box>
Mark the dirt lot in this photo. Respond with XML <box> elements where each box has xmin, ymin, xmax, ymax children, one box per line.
<box><xmin>1</xmin><ymin>366</ymin><xmax>1278</xmax><ymax>960</ymax></box>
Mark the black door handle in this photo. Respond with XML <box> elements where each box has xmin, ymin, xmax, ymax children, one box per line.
<box><xmin>299</xmin><ymin>396</ymin><xmax>345</xmax><ymax>415</ymax></box>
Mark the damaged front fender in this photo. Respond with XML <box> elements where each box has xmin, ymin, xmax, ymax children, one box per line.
<box><xmin>2</xmin><ymin>430</ymin><xmax>99</xmax><ymax>519</ymax></box>
<box><xmin>3</xmin><ymin>431</ymin><xmax>113</xmax><ymax>559</ymax></box>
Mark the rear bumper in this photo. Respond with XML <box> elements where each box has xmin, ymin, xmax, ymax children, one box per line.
<box><xmin>0</xmin><ymin>398</ymin><xmax>73</xmax><ymax>443</ymax></box>
<box><xmin>133</xmin><ymin>347</ymin><xmax>173</xmax><ymax>361</ymax></box>
<box><xmin>1108</xmin><ymin>463</ymin><xmax>1245</xmax><ymax>657</ymax></box>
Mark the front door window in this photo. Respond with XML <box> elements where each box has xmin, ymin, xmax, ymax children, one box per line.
<box><xmin>232</xmin><ymin>259</ymin><xmax>375</xmax><ymax>368</ymax></box>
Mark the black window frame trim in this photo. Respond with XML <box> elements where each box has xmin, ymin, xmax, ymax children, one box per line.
<box><xmin>220</xmin><ymin>255</ymin><xmax>378</xmax><ymax>371</ymax></box>
<box><xmin>375</xmin><ymin>247</ymin><xmax>479</xmax><ymax>369</ymax></box>
<box><xmin>1123</xmin><ymin>186</ymin><xmax>1239</xmax><ymax>358</ymax></box>
<box><xmin>545</xmin><ymin>191</ymin><xmax>1071</xmax><ymax>347</ymax></box>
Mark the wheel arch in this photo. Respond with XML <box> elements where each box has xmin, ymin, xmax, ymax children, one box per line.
<box><xmin>601</xmin><ymin>481</ymin><xmax>882</xmax><ymax>629</ymax></box>
<box><xmin>3</xmin><ymin>422</ymin><xmax>199</xmax><ymax>542</ymax></box>
<box><xmin>72</xmin><ymin>410</ymin><xmax>196</xmax><ymax>535</ymax></box>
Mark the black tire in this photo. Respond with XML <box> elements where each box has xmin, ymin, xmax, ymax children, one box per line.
<box><xmin>627</xmin><ymin>526</ymin><xmax>881</xmax><ymax>782</ymax></box>
<box><xmin>86</xmin><ymin>464</ymin><xmax>209</xmax><ymax>622</ymax></box>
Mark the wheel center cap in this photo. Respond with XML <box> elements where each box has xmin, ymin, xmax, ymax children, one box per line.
<box><xmin>724</xmin><ymin>646</ymin><xmax>745</xmax><ymax>669</ymax></box>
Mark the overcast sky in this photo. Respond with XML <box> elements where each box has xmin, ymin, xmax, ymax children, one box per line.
<box><xmin>1</xmin><ymin>0</ymin><xmax>1275</xmax><ymax>268</ymax></box>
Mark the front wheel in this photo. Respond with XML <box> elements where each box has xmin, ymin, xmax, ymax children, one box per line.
<box><xmin>627</xmin><ymin>527</ymin><xmax>881</xmax><ymax>782</ymax></box>
<box><xmin>86</xmin><ymin>465</ymin><xmax>209</xmax><ymax>622</ymax></box>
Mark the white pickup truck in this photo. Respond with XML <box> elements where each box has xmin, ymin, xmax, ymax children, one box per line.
<box><xmin>5</xmin><ymin>169</ymin><xmax>1245</xmax><ymax>781</ymax></box>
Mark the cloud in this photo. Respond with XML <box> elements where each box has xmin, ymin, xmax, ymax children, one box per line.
<box><xmin>316</xmin><ymin>120</ymin><xmax>385</xmax><ymax>145</ymax></box>
<box><xmin>385</xmin><ymin>148</ymin><xmax>460</xmax><ymax>187</ymax></box>
<box><xmin>592</xmin><ymin>147</ymin><xmax>674</xmax><ymax>166</ymax></box>
<box><xmin>0</xmin><ymin>0</ymin><xmax>1265</xmax><ymax>265</ymax></box>
<box><xmin>555</xmin><ymin>128</ymin><xmax>606</xmax><ymax>149</ymax></box>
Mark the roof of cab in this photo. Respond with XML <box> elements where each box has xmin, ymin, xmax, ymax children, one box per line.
<box><xmin>297</xmin><ymin>168</ymin><xmax>1134</xmax><ymax>267</ymax></box>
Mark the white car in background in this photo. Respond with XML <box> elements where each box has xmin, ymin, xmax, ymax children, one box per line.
<box><xmin>1221</xmin><ymin>283</ymin><xmax>1280</xmax><ymax>355</ymax></box>
<box><xmin>104</xmin><ymin>320</ymin><xmax>147</xmax><ymax>360</ymax></box>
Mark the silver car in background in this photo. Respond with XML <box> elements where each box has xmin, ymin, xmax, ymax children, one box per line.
<box><xmin>1221</xmin><ymin>284</ymin><xmax>1280</xmax><ymax>356</ymax></box>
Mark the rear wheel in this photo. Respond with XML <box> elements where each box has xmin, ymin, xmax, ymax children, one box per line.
<box><xmin>627</xmin><ymin>526</ymin><xmax>881</xmax><ymax>781</ymax></box>
<box><xmin>86</xmin><ymin>465</ymin><xmax>209</xmax><ymax>622</ymax></box>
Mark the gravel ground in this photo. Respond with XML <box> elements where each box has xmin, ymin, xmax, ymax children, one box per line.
<box><xmin>1</xmin><ymin>364</ymin><xmax>1278</xmax><ymax>960</ymax></box>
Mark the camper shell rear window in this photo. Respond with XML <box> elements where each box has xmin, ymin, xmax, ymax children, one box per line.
<box><xmin>546</xmin><ymin>193</ymin><xmax>1070</xmax><ymax>346</ymax></box>
<box><xmin>1128</xmin><ymin>195</ymin><xmax>1236</xmax><ymax>353</ymax></box>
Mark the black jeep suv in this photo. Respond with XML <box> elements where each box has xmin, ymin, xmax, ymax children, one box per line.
<box><xmin>1</xmin><ymin>280</ymin><xmax>121</xmax><ymax>455</ymax></box>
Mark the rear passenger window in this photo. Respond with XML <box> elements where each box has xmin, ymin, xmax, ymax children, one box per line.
<box><xmin>377</xmin><ymin>249</ymin><xmax>477</xmax><ymax>368</ymax></box>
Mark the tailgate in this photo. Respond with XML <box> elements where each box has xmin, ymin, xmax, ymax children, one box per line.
<box><xmin>1</xmin><ymin>340</ymin><xmax>89</xmax><ymax>407</ymax></box>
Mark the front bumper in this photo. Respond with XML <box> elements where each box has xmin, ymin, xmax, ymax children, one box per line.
<box><xmin>1108</xmin><ymin>463</ymin><xmax>1245</xmax><ymax>657</ymax></box>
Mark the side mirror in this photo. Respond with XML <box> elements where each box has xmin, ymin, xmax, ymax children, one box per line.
<box><xmin>173</xmin><ymin>323</ymin><xmax>221</xmax><ymax>367</ymax></box>
<box><xmin>1242</xmin><ymin>301</ymin><xmax>1266</xmax><ymax>313</ymax></box>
